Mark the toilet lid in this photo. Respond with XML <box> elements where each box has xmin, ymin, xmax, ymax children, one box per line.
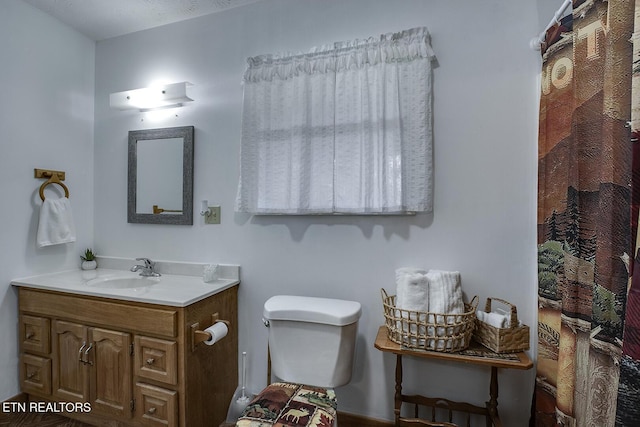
<box><xmin>263</xmin><ymin>295</ymin><xmax>362</xmax><ymax>326</ymax></box>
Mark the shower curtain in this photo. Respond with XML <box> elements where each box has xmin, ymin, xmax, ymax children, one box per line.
<box><xmin>535</xmin><ymin>0</ymin><xmax>637</xmax><ymax>425</ymax></box>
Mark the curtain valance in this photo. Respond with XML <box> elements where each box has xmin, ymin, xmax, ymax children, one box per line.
<box><xmin>244</xmin><ymin>27</ymin><xmax>435</xmax><ymax>82</ymax></box>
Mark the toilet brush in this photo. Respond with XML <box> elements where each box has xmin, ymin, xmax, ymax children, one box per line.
<box><xmin>237</xmin><ymin>351</ymin><xmax>252</xmax><ymax>405</ymax></box>
<box><xmin>225</xmin><ymin>351</ymin><xmax>255</xmax><ymax>422</ymax></box>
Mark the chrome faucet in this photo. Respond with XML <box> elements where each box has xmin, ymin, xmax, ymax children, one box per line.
<box><xmin>130</xmin><ymin>258</ymin><xmax>161</xmax><ymax>277</ymax></box>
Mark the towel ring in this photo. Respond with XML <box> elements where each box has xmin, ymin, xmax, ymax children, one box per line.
<box><xmin>39</xmin><ymin>178</ymin><xmax>69</xmax><ymax>201</ymax></box>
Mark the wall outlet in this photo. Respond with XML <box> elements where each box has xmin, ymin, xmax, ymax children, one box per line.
<box><xmin>205</xmin><ymin>206</ymin><xmax>221</xmax><ymax>224</ymax></box>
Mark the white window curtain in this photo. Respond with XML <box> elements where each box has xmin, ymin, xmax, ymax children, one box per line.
<box><xmin>235</xmin><ymin>27</ymin><xmax>435</xmax><ymax>214</ymax></box>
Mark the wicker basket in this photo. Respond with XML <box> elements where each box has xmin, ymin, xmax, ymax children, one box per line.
<box><xmin>473</xmin><ymin>297</ymin><xmax>530</xmax><ymax>353</ymax></box>
<box><xmin>381</xmin><ymin>288</ymin><xmax>478</xmax><ymax>352</ymax></box>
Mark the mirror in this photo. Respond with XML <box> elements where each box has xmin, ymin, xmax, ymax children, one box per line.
<box><xmin>128</xmin><ymin>126</ymin><xmax>194</xmax><ymax>225</ymax></box>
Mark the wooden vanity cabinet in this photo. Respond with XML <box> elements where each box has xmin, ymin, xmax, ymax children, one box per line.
<box><xmin>18</xmin><ymin>285</ymin><xmax>238</xmax><ymax>427</ymax></box>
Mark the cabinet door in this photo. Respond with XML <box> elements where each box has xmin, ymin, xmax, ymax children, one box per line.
<box><xmin>52</xmin><ymin>320</ymin><xmax>88</xmax><ymax>402</ymax></box>
<box><xmin>88</xmin><ymin>327</ymin><xmax>132</xmax><ymax>419</ymax></box>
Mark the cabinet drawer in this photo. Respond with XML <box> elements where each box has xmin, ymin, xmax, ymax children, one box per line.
<box><xmin>19</xmin><ymin>315</ymin><xmax>50</xmax><ymax>355</ymax></box>
<box><xmin>20</xmin><ymin>354</ymin><xmax>51</xmax><ymax>395</ymax></box>
<box><xmin>135</xmin><ymin>336</ymin><xmax>177</xmax><ymax>385</ymax></box>
<box><xmin>135</xmin><ymin>383</ymin><xmax>177</xmax><ymax>427</ymax></box>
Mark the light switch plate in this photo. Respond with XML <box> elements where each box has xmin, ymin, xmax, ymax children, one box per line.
<box><xmin>205</xmin><ymin>206</ymin><xmax>221</xmax><ymax>224</ymax></box>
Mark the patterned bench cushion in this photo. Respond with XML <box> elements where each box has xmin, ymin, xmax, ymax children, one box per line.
<box><xmin>236</xmin><ymin>382</ymin><xmax>336</xmax><ymax>427</ymax></box>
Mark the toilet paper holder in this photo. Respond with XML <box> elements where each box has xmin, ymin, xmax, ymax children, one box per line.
<box><xmin>191</xmin><ymin>312</ymin><xmax>230</xmax><ymax>351</ymax></box>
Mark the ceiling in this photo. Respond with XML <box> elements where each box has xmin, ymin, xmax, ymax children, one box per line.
<box><xmin>23</xmin><ymin>0</ymin><xmax>262</xmax><ymax>41</ymax></box>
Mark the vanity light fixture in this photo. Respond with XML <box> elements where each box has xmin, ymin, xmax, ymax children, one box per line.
<box><xmin>109</xmin><ymin>82</ymin><xmax>193</xmax><ymax>111</ymax></box>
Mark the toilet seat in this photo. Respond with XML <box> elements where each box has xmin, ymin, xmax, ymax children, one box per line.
<box><xmin>236</xmin><ymin>382</ymin><xmax>336</xmax><ymax>427</ymax></box>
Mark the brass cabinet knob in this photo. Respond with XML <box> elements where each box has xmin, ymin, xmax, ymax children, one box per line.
<box><xmin>148</xmin><ymin>407</ymin><xmax>157</xmax><ymax>414</ymax></box>
<box><xmin>146</xmin><ymin>358</ymin><xmax>155</xmax><ymax>365</ymax></box>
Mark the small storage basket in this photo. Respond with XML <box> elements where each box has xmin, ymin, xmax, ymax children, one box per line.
<box><xmin>473</xmin><ymin>297</ymin><xmax>530</xmax><ymax>353</ymax></box>
<box><xmin>381</xmin><ymin>288</ymin><xmax>478</xmax><ymax>353</ymax></box>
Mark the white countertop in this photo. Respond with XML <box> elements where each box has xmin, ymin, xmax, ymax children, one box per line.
<box><xmin>11</xmin><ymin>268</ymin><xmax>239</xmax><ymax>307</ymax></box>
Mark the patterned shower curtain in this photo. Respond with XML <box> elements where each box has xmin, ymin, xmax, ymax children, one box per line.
<box><xmin>535</xmin><ymin>0</ymin><xmax>637</xmax><ymax>425</ymax></box>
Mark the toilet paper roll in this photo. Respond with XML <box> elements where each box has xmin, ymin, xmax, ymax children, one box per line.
<box><xmin>204</xmin><ymin>322</ymin><xmax>228</xmax><ymax>346</ymax></box>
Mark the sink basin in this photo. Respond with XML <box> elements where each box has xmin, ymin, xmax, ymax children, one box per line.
<box><xmin>86</xmin><ymin>276</ymin><xmax>161</xmax><ymax>289</ymax></box>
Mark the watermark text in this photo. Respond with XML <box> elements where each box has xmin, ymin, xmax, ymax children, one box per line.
<box><xmin>2</xmin><ymin>401</ymin><xmax>91</xmax><ymax>413</ymax></box>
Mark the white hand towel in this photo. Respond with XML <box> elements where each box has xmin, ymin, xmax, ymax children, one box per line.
<box><xmin>37</xmin><ymin>198</ymin><xmax>76</xmax><ymax>248</ymax></box>
<box><xmin>426</xmin><ymin>270</ymin><xmax>464</xmax><ymax>315</ymax></box>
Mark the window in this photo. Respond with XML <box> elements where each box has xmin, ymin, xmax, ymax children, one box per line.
<box><xmin>235</xmin><ymin>27</ymin><xmax>435</xmax><ymax>214</ymax></box>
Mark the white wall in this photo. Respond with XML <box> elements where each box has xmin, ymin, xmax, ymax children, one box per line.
<box><xmin>0</xmin><ymin>0</ymin><xmax>95</xmax><ymax>400</ymax></box>
<box><xmin>94</xmin><ymin>0</ymin><xmax>539</xmax><ymax>425</ymax></box>
<box><xmin>0</xmin><ymin>0</ymin><xmax>564</xmax><ymax>422</ymax></box>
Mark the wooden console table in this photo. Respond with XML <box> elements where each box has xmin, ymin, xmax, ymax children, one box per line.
<box><xmin>374</xmin><ymin>326</ymin><xmax>533</xmax><ymax>427</ymax></box>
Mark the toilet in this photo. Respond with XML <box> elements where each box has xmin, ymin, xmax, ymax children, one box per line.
<box><xmin>236</xmin><ymin>295</ymin><xmax>361</xmax><ymax>427</ymax></box>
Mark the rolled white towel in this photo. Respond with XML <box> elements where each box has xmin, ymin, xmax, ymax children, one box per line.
<box><xmin>396</xmin><ymin>271</ymin><xmax>429</xmax><ymax>341</ymax></box>
<box><xmin>493</xmin><ymin>307</ymin><xmax>518</xmax><ymax>327</ymax></box>
<box><xmin>477</xmin><ymin>310</ymin><xmax>508</xmax><ymax>328</ymax></box>
<box><xmin>426</xmin><ymin>270</ymin><xmax>464</xmax><ymax>316</ymax></box>
<box><xmin>395</xmin><ymin>267</ymin><xmax>427</xmax><ymax>281</ymax></box>
<box><xmin>396</xmin><ymin>272</ymin><xmax>429</xmax><ymax>312</ymax></box>
<box><xmin>395</xmin><ymin>268</ymin><xmax>427</xmax><ymax>310</ymax></box>
<box><xmin>396</xmin><ymin>268</ymin><xmax>429</xmax><ymax>345</ymax></box>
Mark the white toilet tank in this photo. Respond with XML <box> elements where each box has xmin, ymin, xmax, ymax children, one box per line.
<box><xmin>263</xmin><ymin>295</ymin><xmax>361</xmax><ymax>388</ymax></box>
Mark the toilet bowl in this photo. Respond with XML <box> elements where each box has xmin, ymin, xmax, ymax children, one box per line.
<box><xmin>236</xmin><ymin>295</ymin><xmax>361</xmax><ymax>427</ymax></box>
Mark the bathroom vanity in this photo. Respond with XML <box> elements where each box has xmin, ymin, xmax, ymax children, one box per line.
<box><xmin>13</xmin><ymin>264</ymin><xmax>239</xmax><ymax>427</ymax></box>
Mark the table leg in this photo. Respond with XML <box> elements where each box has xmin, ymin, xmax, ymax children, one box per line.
<box><xmin>486</xmin><ymin>366</ymin><xmax>502</xmax><ymax>427</ymax></box>
<box><xmin>395</xmin><ymin>354</ymin><xmax>403</xmax><ymax>426</ymax></box>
